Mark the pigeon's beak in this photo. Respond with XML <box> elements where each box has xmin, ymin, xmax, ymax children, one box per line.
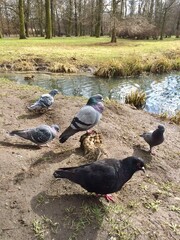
<box><xmin>53</xmin><ymin>171</ymin><xmax>60</xmax><ymax>178</ymax></box>
<box><xmin>141</xmin><ymin>166</ymin><xmax>145</xmax><ymax>173</ymax></box>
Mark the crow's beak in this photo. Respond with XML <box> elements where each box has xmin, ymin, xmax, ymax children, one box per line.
<box><xmin>141</xmin><ymin>166</ymin><xmax>145</xmax><ymax>173</ymax></box>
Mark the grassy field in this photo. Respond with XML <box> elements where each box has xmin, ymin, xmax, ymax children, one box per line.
<box><xmin>0</xmin><ymin>36</ymin><xmax>179</xmax><ymax>76</ymax></box>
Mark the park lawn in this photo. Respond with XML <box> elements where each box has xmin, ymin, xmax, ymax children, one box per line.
<box><xmin>0</xmin><ymin>36</ymin><xmax>179</xmax><ymax>75</ymax></box>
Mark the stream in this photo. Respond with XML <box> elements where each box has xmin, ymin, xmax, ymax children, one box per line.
<box><xmin>1</xmin><ymin>72</ymin><xmax>180</xmax><ymax>116</ymax></box>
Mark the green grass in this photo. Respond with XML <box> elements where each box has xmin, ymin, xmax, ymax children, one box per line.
<box><xmin>32</xmin><ymin>216</ymin><xmax>59</xmax><ymax>240</ymax></box>
<box><xmin>0</xmin><ymin>36</ymin><xmax>179</xmax><ymax>76</ymax></box>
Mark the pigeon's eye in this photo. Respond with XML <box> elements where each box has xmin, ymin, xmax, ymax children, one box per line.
<box><xmin>137</xmin><ymin>162</ymin><xmax>142</xmax><ymax>169</ymax></box>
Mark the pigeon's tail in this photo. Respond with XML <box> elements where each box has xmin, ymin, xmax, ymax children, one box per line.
<box><xmin>9</xmin><ymin>130</ymin><xmax>29</xmax><ymax>139</ymax></box>
<box><xmin>27</xmin><ymin>103</ymin><xmax>40</xmax><ymax>111</ymax></box>
<box><xmin>59</xmin><ymin>126</ymin><xmax>77</xmax><ymax>143</ymax></box>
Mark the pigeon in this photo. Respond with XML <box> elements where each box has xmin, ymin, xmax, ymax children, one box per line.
<box><xmin>59</xmin><ymin>94</ymin><xmax>104</xmax><ymax>143</ymax></box>
<box><xmin>53</xmin><ymin>156</ymin><xmax>145</xmax><ymax>202</ymax></box>
<box><xmin>9</xmin><ymin>124</ymin><xmax>60</xmax><ymax>147</ymax></box>
<box><xmin>27</xmin><ymin>89</ymin><xmax>59</xmax><ymax>113</ymax></box>
<box><xmin>140</xmin><ymin>124</ymin><xmax>165</xmax><ymax>154</ymax></box>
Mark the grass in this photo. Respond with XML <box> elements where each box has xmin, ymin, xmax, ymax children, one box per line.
<box><xmin>169</xmin><ymin>205</ymin><xmax>180</xmax><ymax>213</ymax></box>
<box><xmin>143</xmin><ymin>200</ymin><xmax>161</xmax><ymax>212</ymax></box>
<box><xmin>32</xmin><ymin>216</ymin><xmax>59</xmax><ymax>240</ymax></box>
<box><xmin>159</xmin><ymin>111</ymin><xmax>180</xmax><ymax>125</ymax></box>
<box><xmin>0</xmin><ymin>36</ymin><xmax>179</xmax><ymax>76</ymax></box>
<box><xmin>125</xmin><ymin>90</ymin><xmax>146</xmax><ymax>109</ymax></box>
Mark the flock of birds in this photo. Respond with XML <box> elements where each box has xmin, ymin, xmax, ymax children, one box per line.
<box><xmin>9</xmin><ymin>89</ymin><xmax>165</xmax><ymax>202</ymax></box>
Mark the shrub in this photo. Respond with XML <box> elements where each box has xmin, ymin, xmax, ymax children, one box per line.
<box><xmin>13</xmin><ymin>60</ymin><xmax>35</xmax><ymax>71</ymax></box>
<box><xmin>150</xmin><ymin>57</ymin><xmax>171</xmax><ymax>73</ymax></box>
<box><xmin>49</xmin><ymin>62</ymin><xmax>77</xmax><ymax>73</ymax></box>
<box><xmin>123</xmin><ymin>56</ymin><xmax>143</xmax><ymax>76</ymax></box>
<box><xmin>94</xmin><ymin>61</ymin><xmax>124</xmax><ymax>78</ymax></box>
<box><xmin>125</xmin><ymin>90</ymin><xmax>146</xmax><ymax>109</ymax></box>
<box><xmin>170</xmin><ymin>111</ymin><xmax>180</xmax><ymax>125</ymax></box>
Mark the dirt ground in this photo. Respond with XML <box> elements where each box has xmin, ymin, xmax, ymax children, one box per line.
<box><xmin>0</xmin><ymin>79</ymin><xmax>179</xmax><ymax>240</ymax></box>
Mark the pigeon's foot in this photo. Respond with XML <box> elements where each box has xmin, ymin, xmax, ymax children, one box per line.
<box><xmin>104</xmin><ymin>194</ymin><xmax>115</xmax><ymax>202</ymax></box>
<box><xmin>95</xmin><ymin>194</ymin><xmax>115</xmax><ymax>202</ymax></box>
<box><xmin>149</xmin><ymin>149</ymin><xmax>155</xmax><ymax>155</ymax></box>
<box><xmin>86</xmin><ymin>129</ymin><xmax>96</xmax><ymax>135</ymax></box>
<box><xmin>37</xmin><ymin>143</ymin><xmax>50</xmax><ymax>148</ymax></box>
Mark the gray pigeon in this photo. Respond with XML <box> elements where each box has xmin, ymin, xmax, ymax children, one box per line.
<box><xmin>27</xmin><ymin>89</ymin><xmax>59</xmax><ymax>113</ymax></box>
<box><xmin>53</xmin><ymin>156</ymin><xmax>145</xmax><ymax>202</ymax></box>
<box><xmin>59</xmin><ymin>94</ymin><xmax>104</xmax><ymax>143</ymax></box>
<box><xmin>10</xmin><ymin>124</ymin><xmax>60</xmax><ymax>147</ymax></box>
<box><xmin>140</xmin><ymin>125</ymin><xmax>165</xmax><ymax>154</ymax></box>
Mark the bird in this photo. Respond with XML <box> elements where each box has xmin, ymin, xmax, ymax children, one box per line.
<box><xmin>24</xmin><ymin>75</ymin><xmax>34</xmax><ymax>80</ymax></box>
<box><xmin>59</xmin><ymin>94</ymin><xmax>104</xmax><ymax>143</ymax></box>
<box><xmin>27</xmin><ymin>89</ymin><xmax>59</xmax><ymax>113</ymax></box>
<box><xmin>53</xmin><ymin>156</ymin><xmax>145</xmax><ymax>202</ymax></box>
<box><xmin>140</xmin><ymin>124</ymin><xmax>165</xmax><ymax>154</ymax></box>
<box><xmin>9</xmin><ymin>124</ymin><xmax>60</xmax><ymax>147</ymax></box>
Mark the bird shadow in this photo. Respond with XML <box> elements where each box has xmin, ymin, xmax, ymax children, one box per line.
<box><xmin>31</xmin><ymin>191</ymin><xmax>107</xmax><ymax>240</ymax></box>
<box><xmin>133</xmin><ymin>145</ymin><xmax>152</xmax><ymax>164</ymax></box>
<box><xmin>30</xmin><ymin>147</ymin><xmax>83</xmax><ymax>168</ymax></box>
<box><xmin>18</xmin><ymin>112</ymin><xmax>45</xmax><ymax>120</ymax></box>
<box><xmin>0</xmin><ymin>141</ymin><xmax>40</xmax><ymax>150</ymax></box>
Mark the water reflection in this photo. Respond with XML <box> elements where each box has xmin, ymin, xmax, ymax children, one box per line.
<box><xmin>0</xmin><ymin>72</ymin><xmax>179</xmax><ymax>115</ymax></box>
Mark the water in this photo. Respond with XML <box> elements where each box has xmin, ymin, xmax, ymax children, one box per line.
<box><xmin>0</xmin><ymin>72</ymin><xmax>180</xmax><ymax>115</ymax></box>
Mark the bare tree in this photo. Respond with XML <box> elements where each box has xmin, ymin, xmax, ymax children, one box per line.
<box><xmin>24</xmin><ymin>0</ymin><xmax>30</xmax><ymax>37</ymax></box>
<box><xmin>111</xmin><ymin>0</ymin><xmax>121</xmax><ymax>43</ymax></box>
<box><xmin>45</xmin><ymin>0</ymin><xmax>52</xmax><ymax>38</ymax></box>
<box><xmin>95</xmin><ymin>0</ymin><xmax>103</xmax><ymax>37</ymax></box>
<box><xmin>19</xmin><ymin>0</ymin><xmax>26</xmax><ymax>39</ymax></box>
<box><xmin>160</xmin><ymin>0</ymin><xmax>177</xmax><ymax>40</ymax></box>
<box><xmin>175</xmin><ymin>10</ymin><xmax>180</xmax><ymax>38</ymax></box>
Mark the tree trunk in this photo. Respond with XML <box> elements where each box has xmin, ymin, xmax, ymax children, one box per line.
<box><xmin>111</xmin><ymin>0</ymin><xmax>119</xmax><ymax>43</ymax></box>
<box><xmin>78</xmin><ymin>0</ymin><xmax>83</xmax><ymax>36</ymax></box>
<box><xmin>74</xmin><ymin>0</ymin><xmax>78</xmax><ymax>36</ymax></box>
<box><xmin>37</xmin><ymin>0</ymin><xmax>44</xmax><ymax>37</ymax></box>
<box><xmin>66</xmin><ymin>0</ymin><xmax>73</xmax><ymax>37</ymax></box>
<box><xmin>19</xmin><ymin>0</ymin><xmax>26</xmax><ymax>39</ymax></box>
<box><xmin>25</xmin><ymin>0</ymin><xmax>30</xmax><ymax>37</ymax></box>
<box><xmin>149</xmin><ymin>0</ymin><xmax>155</xmax><ymax>23</ymax></box>
<box><xmin>95</xmin><ymin>0</ymin><xmax>103</xmax><ymax>38</ymax></box>
<box><xmin>56</xmin><ymin>8</ymin><xmax>61</xmax><ymax>36</ymax></box>
<box><xmin>175</xmin><ymin>13</ymin><xmax>180</xmax><ymax>38</ymax></box>
<box><xmin>51</xmin><ymin>0</ymin><xmax>55</xmax><ymax>37</ymax></box>
<box><xmin>0</xmin><ymin>6</ymin><xmax>4</xmax><ymax>37</ymax></box>
<box><xmin>45</xmin><ymin>0</ymin><xmax>52</xmax><ymax>39</ymax></box>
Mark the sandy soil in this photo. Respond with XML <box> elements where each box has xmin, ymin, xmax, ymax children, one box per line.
<box><xmin>0</xmin><ymin>79</ymin><xmax>179</xmax><ymax>240</ymax></box>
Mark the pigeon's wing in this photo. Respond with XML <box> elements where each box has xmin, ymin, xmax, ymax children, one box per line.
<box><xmin>71</xmin><ymin>105</ymin><xmax>98</xmax><ymax>131</ymax></box>
<box><xmin>27</xmin><ymin>125</ymin><xmax>52</xmax><ymax>144</ymax></box>
<box><xmin>82</xmin><ymin>162</ymin><xmax>118</xmax><ymax>194</ymax></box>
<box><xmin>39</xmin><ymin>94</ymin><xmax>54</xmax><ymax>108</ymax></box>
<box><xmin>141</xmin><ymin>132</ymin><xmax>153</xmax><ymax>145</ymax></box>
